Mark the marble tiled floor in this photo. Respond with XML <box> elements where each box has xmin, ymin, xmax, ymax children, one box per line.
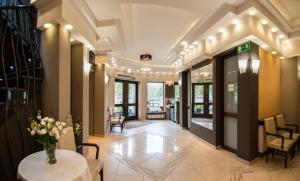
<box><xmin>88</xmin><ymin>121</ymin><xmax>300</xmax><ymax>181</ymax></box>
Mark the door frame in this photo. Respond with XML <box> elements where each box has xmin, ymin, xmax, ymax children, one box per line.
<box><xmin>115</xmin><ymin>79</ymin><xmax>139</xmax><ymax>120</ymax></box>
<box><xmin>192</xmin><ymin>82</ymin><xmax>213</xmax><ymax>118</ymax></box>
<box><xmin>220</xmin><ymin>50</ymin><xmax>238</xmax><ymax>153</ymax></box>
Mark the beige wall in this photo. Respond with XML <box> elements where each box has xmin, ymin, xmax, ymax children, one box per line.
<box><xmin>258</xmin><ymin>48</ymin><xmax>281</xmax><ymax>119</ymax></box>
<box><xmin>41</xmin><ymin>24</ymin><xmax>71</xmax><ymax>121</ymax></box>
<box><xmin>280</xmin><ymin>57</ymin><xmax>299</xmax><ymax>125</ymax></box>
<box><xmin>94</xmin><ymin>64</ymin><xmax>106</xmax><ymax>136</ymax></box>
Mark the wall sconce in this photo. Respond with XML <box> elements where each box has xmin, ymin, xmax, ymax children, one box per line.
<box><xmin>238</xmin><ymin>59</ymin><xmax>248</xmax><ymax>74</ymax></box>
<box><xmin>165</xmin><ymin>80</ymin><xmax>174</xmax><ymax>86</ymax></box>
<box><xmin>83</xmin><ymin>63</ymin><xmax>91</xmax><ymax>74</ymax></box>
<box><xmin>251</xmin><ymin>59</ymin><xmax>260</xmax><ymax>74</ymax></box>
<box><xmin>178</xmin><ymin>79</ymin><xmax>182</xmax><ymax>86</ymax></box>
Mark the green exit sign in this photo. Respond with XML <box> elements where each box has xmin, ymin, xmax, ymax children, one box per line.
<box><xmin>238</xmin><ymin>42</ymin><xmax>251</xmax><ymax>53</ymax></box>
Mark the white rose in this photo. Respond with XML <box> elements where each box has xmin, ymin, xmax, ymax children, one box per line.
<box><xmin>58</xmin><ymin>125</ymin><xmax>63</xmax><ymax>131</ymax></box>
<box><xmin>48</xmin><ymin>118</ymin><xmax>54</xmax><ymax>123</ymax></box>
<box><xmin>41</xmin><ymin>120</ymin><xmax>46</xmax><ymax>126</ymax></box>
<box><xmin>30</xmin><ymin>130</ymin><xmax>36</xmax><ymax>135</ymax></box>
<box><xmin>55</xmin><ymin>122</ymin><xmax>60</xmax><ymax>126</ymax></box>
<box><xmin>55</xmin><ymin>132</ymin><xmax>60</xmax><ymax>140</ymax></box>
<box><xmin>47</xmin><ymin>123</ymin><xmax>51</xmax><ymax>129</ymax></box>
<box><xmin>40</xmin><ymin>129</ymin><xmax>47</xmax><ymax>135</ymax></box>
<box><xmin>37</xmin><ymin>115</ymin><xmax>41</xmax><ymax>120</ymax></box>
<box><xmin>61</xmin><ymin>122</ymin><xmax>66</xmax><ymax>127</ymax></box>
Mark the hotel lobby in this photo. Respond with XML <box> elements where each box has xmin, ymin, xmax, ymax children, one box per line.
<box><xmin>1</xmin><ymin>0</ymin><xmax>300</xmax><ymax>180</ymax></box>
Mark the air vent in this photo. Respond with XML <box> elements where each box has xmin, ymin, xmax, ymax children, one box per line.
<box><xmin>117</xmin><ymin>74</ymin><xmax>135</xmax><ymax>81</ymax></box>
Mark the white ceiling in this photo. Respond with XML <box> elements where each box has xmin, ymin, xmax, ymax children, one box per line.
<box><xmin>84</xmin><ymin>0</ymin><xmax>245</xmax><ymax>67</ymax></box>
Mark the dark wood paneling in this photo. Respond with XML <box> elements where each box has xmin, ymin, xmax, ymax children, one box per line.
<box><xmin>180</xmin><ymin>70</ymin><xmax>189</xmax><ymax>128</ymax></box>
<box><xmin>237</xmin><ymin>42</ymin><xmax>259</xmax><ymax>161</ymax></box>
<box><xmin>165</xmin><ymin>84</ymin><xmax>174</xmax><ymax>98</ymax></box>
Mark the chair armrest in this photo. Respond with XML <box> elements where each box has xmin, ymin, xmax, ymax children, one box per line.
<box><xmin>77</xmin><ymin>143</ymin><xmax>99</xmax><ymax>159</ymax></box>
<box><xmin>266</xmin><ymin>132</ymin><xmax>285</xmax><ymax>149</ymax></box>
<box><xmin>277</xmin><ymin>127</ymin><xmax>293</xmax><ymax>139</ymax></box>
<box><xmin>285</xmin><ymin>124</ymin><xmax>299</xmax><ymax>133</ymax></box>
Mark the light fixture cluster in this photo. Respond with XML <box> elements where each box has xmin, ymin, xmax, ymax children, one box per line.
<box><xmin>238</xmin><ymin>59</ymin><xmax>260</xmax><ymax>74</ymax></box>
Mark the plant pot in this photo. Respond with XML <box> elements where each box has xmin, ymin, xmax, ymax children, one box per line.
<box><xmin>44</xmin><ymin>144</ymin><xmax>57</xmax><ymax>164</ymax></box>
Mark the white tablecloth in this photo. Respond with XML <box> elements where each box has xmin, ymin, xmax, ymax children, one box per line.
<box><xmin>18</xmin><ymin>149</ymin><xmax>92</xmax><ymax>181</ymax></box>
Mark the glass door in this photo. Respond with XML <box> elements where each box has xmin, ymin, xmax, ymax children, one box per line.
<box><xmin>223</xmin><ymin>55</ymin><xmax>238</xmax><ymax>152</ymax></box>
<box><xmin>192</xmin><ymin>83</ymin><xmax>213</xmax><ymax>118</ymax></box>
<box><xmin>115</xmin><ymin>80</ymin><xmax>138</xmax><ymax>120</ymax></box>
<box><xmin>127</xmin><ymin>82</ymin><xmax>138</xmax><ymax>120</ymax></box>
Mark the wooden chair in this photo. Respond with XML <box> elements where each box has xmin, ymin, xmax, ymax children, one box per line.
<box><xmin>58</xmin><ymin>127</ymin><xmax>103</xmax><ymax>181</ymax></box>
<box><xmin>275</xmin><ymin>114</ymin><xmax>300</xmax><ymax>151</ymax></box>
<box><xmin>108</xmin><ymin>107</ymin><xmax>125</xmax><ymax>132</ymax></box>
<box><xmin>263</xmin><ymin>117</ymin><xmax>296</xmax><ymax>168</ymax></box>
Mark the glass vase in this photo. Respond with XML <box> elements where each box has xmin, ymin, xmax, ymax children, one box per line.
<box><xmin>44</xmin><ymin>144</ymin><xmax>57</xmax><ymax>164</ymax></box>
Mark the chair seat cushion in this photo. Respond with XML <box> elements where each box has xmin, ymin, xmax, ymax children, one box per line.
<box><xmin>111</xmin><ymin>119</ymin><xmax>124</xmax><ymax>124</ymax></box>
<box><xmin>267</xmin><ymin>138</ymin><xmax>295</xmax><ymax>151</ymax></box>
<box><xmin>86</xmin><ymin>159</ymin><xmax>103</xmax><ymax>179</ymax></box>
<box><xmin>282</xmin><ymin>132</ymin><xmax>300</xmax><ymax>140</ymax></box>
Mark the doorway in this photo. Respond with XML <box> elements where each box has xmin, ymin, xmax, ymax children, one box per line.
<box><xmin>115</xmin><ymin>80</ymin><xmax>138</xmax><ymax>120</ymax></box>
<box><xmin>192</xmin><ymin>83</ymin><xmax>213</xmax><ymax>118</ymax></box>
<box><xmin>222</xmin><ymin>53</ymin><xmax>238</xmax><ymax>153</ymax></box>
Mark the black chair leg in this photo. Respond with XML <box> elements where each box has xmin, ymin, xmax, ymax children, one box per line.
<box><xmin>265</xmin><ymin>149</ymin><xmax>269</xmax><ymax>162</ymax></box>
<box><xmin>285</xmin><ymin>152</ymin><xmax>288</xmax><ymax>169</ymax></box>
<box><xmin>100</xmin><ymin>168</ymin><xmax>103</xmax><ymax>181</ymax></box>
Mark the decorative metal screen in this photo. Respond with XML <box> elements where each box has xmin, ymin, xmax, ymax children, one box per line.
<box><xmin>0</xmin><ymin>0</ymin><xmax>42</xmax><ymax>180</ymax></box>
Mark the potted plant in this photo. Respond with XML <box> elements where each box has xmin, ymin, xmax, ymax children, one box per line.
<box><xmin>28</xmin><ymin>111</ymin><xmax>66</xmax><ymax>164</ymax></box>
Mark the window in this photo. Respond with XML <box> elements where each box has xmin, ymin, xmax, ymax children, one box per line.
<box><xmin>147</xmin><ymin>82</ymin><xmax>164</xmax><ymax>113</ymax></box>
<box><xmin>174</xmin><ymin>84</ymin><xmax>180</xmax><ymax>101</ymax></box>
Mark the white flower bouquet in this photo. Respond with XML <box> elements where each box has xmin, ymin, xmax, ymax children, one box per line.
<box><xmin>28</xmin><ymin>111</ymin><xmax>67</xmax><ymax>164</ymax></box>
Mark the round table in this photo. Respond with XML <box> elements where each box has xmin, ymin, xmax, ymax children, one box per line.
<box><xmin>18</xmin><ymin>149</ymin><xmax>92</xmax><ymax>181</ymax></box>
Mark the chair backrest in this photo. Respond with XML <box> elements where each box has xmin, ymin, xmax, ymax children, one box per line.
<box><xmin>275</xmin><ymin>114</ymin><xmax>286</xmax><ymax>128</ymax></box>
<box><xmin>58</xmin><ymin>127</ymin><xmax>76</xmax><ymax>152</ymax></box>
<box><xmin>264</xmin><ymin>117</ymin><xmax>277</xmax><ymax>135</ymax></box>
<box><xmin>108</xmin><ymin>107</ymin><xmax>115</xmax><ymax>116</ymax></box>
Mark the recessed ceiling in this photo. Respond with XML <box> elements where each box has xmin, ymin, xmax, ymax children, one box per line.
<box><xmin>84</xmin><ymin>0</ymin><xmax>246</xmax><ymax>68</ymax></box>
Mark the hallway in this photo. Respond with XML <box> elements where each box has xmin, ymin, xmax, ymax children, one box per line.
<box><xmin>88</xmin><ymin>121</ymin><xmax>300</xmax><ymax>181</ymax></box>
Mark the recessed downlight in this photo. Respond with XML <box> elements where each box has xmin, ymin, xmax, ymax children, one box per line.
<box><xmin>261</xmin><ymin>44</ymin><xmax>268</xmax><ymax>48</ymax></box>
<box><xmin>271</xmin><ymin>51</ymin><xmax>277</xmax><ymax>55</ymax></box>
<box><xmin>261</xmin><ymin>20</ymin><xmax>268</xmax><ymax>25</ymax></box>
<box><xmin>43</xmin><ymin>23</ymin><xmax>52</xmax><ymax>29</ymax></box>
<box><xmin>280</xmin><ymin>56</ymin><xmax>285</xmax><ymax>60</ymax></box>
<box><xmin>70</xmin><ymin>38</ymin><xmax>74</xmax><ymax>42</ymax></box>
<box><xmin>232</xmin><ymin>19</ymin><xmax>240</xmax><ymax>25</ymax></box>
<box><xmin>271</xmin><ymin>28</ymin><xmax>277</xmax><ymax>32</ymax></box>
<box><xmin>248</xmin><ymin>10</ymin><xmax>256</xmax><ymax>16</ymax></box>
<box><xmin>64</xmin><ymin>24</ymin><xmax>74</xmax><ymax>30</ymax></box>
<box><xmin>219</xmin><ymin>28</ymin><xmax>226</xmax><ymax>33</ymax></box>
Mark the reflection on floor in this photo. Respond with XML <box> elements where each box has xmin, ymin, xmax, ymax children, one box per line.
<box><xmin>88</xmin><ymin>121</ymin><xmax>300</xmax><ymax>181</ymax></box>
<box><xmin>192</xmin><ymin>118</ymin><xmax>213</xmax><ymax>130</ymax></box>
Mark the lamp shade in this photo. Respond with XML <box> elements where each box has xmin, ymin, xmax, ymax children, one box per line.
<box><xmin>251</xmin><ymin>59</ymin><xmax>260</xmax><ymax>74</ymax></box>
<box><xmin>238</xmin><ymin>59</ymin><xmax>248</xmax><ymax>74</ymax></box>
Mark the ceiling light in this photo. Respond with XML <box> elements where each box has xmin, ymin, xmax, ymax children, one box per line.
<box><xmin>232</xmin><ymin>19</ymin><xmax>240</xmax><ymax>25</ymax></box>
<box><xmin>271</xmin><ymin>51</ymin><xmax>277</xmax><ymax>55</ymax></box>
<box><xmin>271</xmin><ymin>28</ymin><xmax>277</xmax><ymax>32</ymax></box>
<box><xmin>141</xmin><ymin>68</ymin><xmax>151</xmax><ymax>71</ymax></box>
<box><xmin>70</xmin><ymin>38</ymin><xmax>74</xmax><ymax>42</ymax></box>
<box><xmin>193</xmin><ymin>41</ymin><xmax>199</xmax><ymax>45</ymax></box>
<box><xmin>64</xmin><ymin>24</ymin><xmax>74</xmax><ymax>30</ymax></box>
<box><xmin>181</xmin><ymin>41</ymin><xmax>188</xmax><ymax>47</ymax></box>
<box><xmin>43</xmin><ymin>23</ymin><xmax>52</xmax><ymax>29</ymax></box>
<box><xmin>280</xmin><ymin>56</ymin><xmax>285</xmax><ymax>60</ymax></box>
<box><xmin>261</xmin><ymin>20</ymin><xmax>268</xmax><ymax>25</ymax></box>
<box><xmin>189</xmin><ymin>45</ymin><xmax>194</xmax><ymax>49</ymax></box>
<box><xmin>261</xmin><ymin>44</ymin><xmax>268</xmax><ymax>48</ymax></box>
<box><xmin>185</xmin><ymin>49</ymin><xmax>190</xmax><ymax>52</ymax></box>
<box><xmin>219</xmin><ymin>28</ymin><xmax>226</xmax><ymax>33</ymax></box>
<box><xmin>284</xmin><ymin>40</ymin><xmax>289</xmax><ymax>44</ymax></box>
<box><xmin>86</xmin><ymin>44</ymin><xmax>92</xmax><ymax>49</ymax></box>
<box><xmin>207</xmin><ymin>36</ymin><xmax>214</xmax><ymax>40</ymax></box>
<box><xmin>248</xmin><ymin>10</ymin><xmax>256</xmax><ymax>16</ymax></box>
<box><xmin>279</xmin><ymin>34</ymin><xmax>284</xmax><ymax>39</ymax></box>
